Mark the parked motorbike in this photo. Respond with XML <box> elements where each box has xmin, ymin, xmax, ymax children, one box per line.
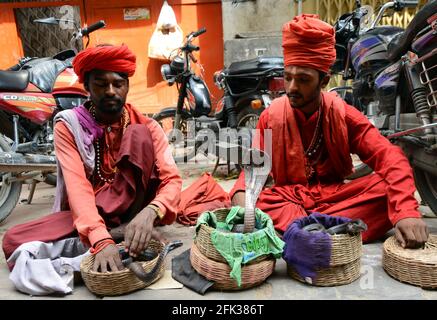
<box><xmin>331</xmin><ymin>0</ymin><xmax>437</xmax><ymax>212</ymax></box>
<box><xmin>154</xmin><ymin>27</ymin><xmax>284</xmax><ymax>162</ymax></box>
<box><xmin>0</xmin><ymin>18</ymin><xmax>106</xmax><ymax>223</ymax></box>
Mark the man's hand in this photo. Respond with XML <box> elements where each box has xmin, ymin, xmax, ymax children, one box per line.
<box><xmin>231</xmin><ymin>191</ymin><xmax>246</xmax><ymax>207</ymax></box>
<box><xmin>394</xmin><ymin>217</ymin><xmax>429</xmax><ymax>248</ymax></box>
<box><xmin>92</xmin><ymin>243</ymin><xmax>124</xmax><ymax>272</ymax></box>
<box><xmin>124</xmin><ymin>207</ymin><xmax>156</xmax><ymax>257</ymax></box>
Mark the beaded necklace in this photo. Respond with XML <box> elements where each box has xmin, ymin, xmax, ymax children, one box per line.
<box><xmin>89</xmin><ymin>103</ymin><xmax>129</xmax><ymax>184</ymax></box>
<box><xmin>304</xmin><ymin>105</ymin><xmax>323</xmax><ymax>180</ymax></box>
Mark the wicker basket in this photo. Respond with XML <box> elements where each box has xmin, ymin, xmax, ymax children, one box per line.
<box><xmin>329</xmin><ymin>233</ymin><xmax>362</xmax><ymax>266</ymax></box>
<box><xmin>80</xmin><ymin>240</ymin><xmax>165</xmax><ymax>296</ymax></box>
<box><xmin>195</xmin><ymin>208</ymin><xmax>269</xmax><ymax>264</ymax></box>
<box><xmin>190</xmin><ymin>243</ymin><xmax>275</xmax><ymax>291</ymax></box>
<box><xmin>383</xmin><ymin>234</ymin><xmax>437</xmax><ymax>289</ymax></box>
<box><xmin>288</xmin><ymin>258</ymin><xmax>361</xmax><ymax>286</ymax></box>
<box><xmin>286</xmin><ymin>233</ymin><xmax>363</xmax><ymax>286</ymax></box>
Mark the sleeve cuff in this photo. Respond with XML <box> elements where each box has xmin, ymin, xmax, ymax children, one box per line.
<box><xmin>88</xmin><ymin>227</ymin><xmax>113</xmax><ymax>248</ymax></box>
<box><xmin>390</xmin><ymin>210</ymin><xmax>422</xmax><ymax>226</ymax></box>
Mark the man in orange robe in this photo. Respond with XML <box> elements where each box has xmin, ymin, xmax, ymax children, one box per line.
<box><xmin>2</xmin><ymin>45</ymin><xmax>182</xmax><ymax>272</ymax></box>
<box><xmin>230</xmin><ymin>14</ymin><xmax>428</xmax><ymax>248</ymax></box>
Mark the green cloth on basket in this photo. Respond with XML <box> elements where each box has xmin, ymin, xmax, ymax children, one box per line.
<box><xmin>195</xmin><ymin>206</ymin><xmax>285</xmax><ymax>286</ymax></box>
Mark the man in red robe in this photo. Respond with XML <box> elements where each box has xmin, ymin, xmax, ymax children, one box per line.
<box><xmin>2</xmin><ymin>45</ymin><xmax>182</xmax><ymax>272</ymax></box>
<box><xmin>230</xmin><ymin>14</ymin><xmax>428</xmax><ymax>248</ymax></box>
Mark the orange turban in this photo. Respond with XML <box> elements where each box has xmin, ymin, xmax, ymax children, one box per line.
<box><xmin>72</xmin><ymin>44</ymin><xmax>136</xmax><ymax>83</ymax></box>
<box><xmin>282</xmin><ymin>14</ymin><xmax>336</xmax><ymax>73</ymax></box>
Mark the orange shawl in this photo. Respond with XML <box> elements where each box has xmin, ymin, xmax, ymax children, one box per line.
<box><xmin>268</xmin><ymin>92</ymin><xmax>353</xmax><ymax>186</ymax></box>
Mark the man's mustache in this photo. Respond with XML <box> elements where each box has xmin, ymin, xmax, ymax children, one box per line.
<box><xmin>101</xmin><ymin>97</ymin><xmax>122</xmax><ymax>104</ymax></box>
<box><xmin>287</xmin><ymin>92</ymin><xmax>302</xmax><ymax>99</ymax></box>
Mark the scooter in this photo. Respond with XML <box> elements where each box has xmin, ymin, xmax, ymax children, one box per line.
<box><xmin>331</xmin><ymin>0</ymin><xmax>437</xmax><ymax>213</ymax></box>
<box><xmin>154</xmin><ymin>27</ymin><xmax>284</xmax><ymax>163</ymax></box>
<box><xmin>0</xmin><ymin>18</ymin><xmax>106</xmax><ymax>223</ymax></box>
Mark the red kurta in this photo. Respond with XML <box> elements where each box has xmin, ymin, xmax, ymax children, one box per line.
<box><xmin>229</xmin><ymin>93</ymin><xmax>421</xmax><ymax>242</ymax></box>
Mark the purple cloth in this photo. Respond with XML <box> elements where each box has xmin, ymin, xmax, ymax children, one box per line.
<box><xmin>72</xmin><ymin>105</ymin><xmax>103</xmax><ymax>149</ymax></box>
<box><xmin>282</xmin><ymin>212</ymin><xmax>352</xmax><ymax>282</ymax></box>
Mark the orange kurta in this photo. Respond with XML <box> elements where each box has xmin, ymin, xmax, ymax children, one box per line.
<box><xmin>54</xmin><ymin>104</ymin><xmax>181</xmax><ymax>247</ymax></box>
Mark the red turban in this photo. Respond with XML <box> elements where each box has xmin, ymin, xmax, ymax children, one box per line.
<box><xmin>72</xmin><ymin>44</ymin><xmax>136</xmax><ymax>83</ymax></box>
<box><xmin>282</xmin><ymin>14</ymin><xmax>336</xmax><ymax>73</ymax></box>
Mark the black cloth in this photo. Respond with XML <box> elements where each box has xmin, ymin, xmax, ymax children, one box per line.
<box><xmin>171</xmin><ymin>249</ymin><xmax>214</xmax><ymax>295</ymax></box>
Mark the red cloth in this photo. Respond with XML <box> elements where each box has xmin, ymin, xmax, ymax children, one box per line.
<box><xmin>94</xmin><ymin>123</ymin><xmax>160</xmax><ymax>227</ymax></box>
<box><xmin>229</xmin><ymin>93</ymin><xmax>421</xmax><ymax>241</ymax></box>
<box><xmin>282</xmin><ymin>14</ymin><xmax>336</xmax><ymax>73</ymax></box>
<box><xmin>73</xmin><ymin>45</ymin><xmax>136</xmax><ymax>83</ymax></box>
<box><xmin>177</xmin><ymin>173</ymin><xmax>230</xmax><ymax>226</ymax></box>
<box><xmin>257</xmin><ymin>174</ymin><xmax>395</xmax><ymax>242</ymax></box>
<box><xmin>269</xmin><ymin>93</ymin><xmax>353</xmax><ymax>186</ymax></box>
<box><xmin>2</xmin><ymin>211</ymin><xmax>77</xmax><ymax>270</ymax></box>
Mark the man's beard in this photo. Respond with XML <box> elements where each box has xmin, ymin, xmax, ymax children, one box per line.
<box><xmin>96</xmin><ymin>97</ymin><xmax>125</xmax><ymax>115</ymax></box>
<box><xmin>287</xmin><ymin>92</ymin><xmax>306</xmax><ymax>109</ymax></box>
<box><xmin>287</xmin><ymin>91</ymin><xmax>319</xmax><ymax>109</ymax></box>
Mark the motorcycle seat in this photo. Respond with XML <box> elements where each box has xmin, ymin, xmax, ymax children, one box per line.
<box><xmin>227</xmin><ymin>56</ymin><xmax>283</xmax><ymax>76</ymax></box>
<box><xmin>0</xmin><ymin>70</ymin><xmax>29</xmax><ymax>91</ymax></box>
<box><xmin>387</xmin><ymin>0</ymin><xmax>437</xmax><ymax>62</ymax></box>
<box><xmin>27</xmin><ymin>59</ymin><xmax>70</xmax><ymax>93</ymax></box>
<box><xmin>20</xmin><ymin>57</ymin><xmax>53</xmax><ymax>69</ymax></box>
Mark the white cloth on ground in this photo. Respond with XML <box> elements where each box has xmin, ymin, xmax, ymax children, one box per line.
<box><xmin>7</xmin><ymin>237</ymin><xmax>90</xmax><ymax>296</ymax></box>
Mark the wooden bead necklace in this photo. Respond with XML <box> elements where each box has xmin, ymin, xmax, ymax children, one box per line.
<box><xmin>304</xmin><ymin>105</ymin><xmax>323</xmax><ymax>180</ymax></box>
<box><xmin>89</xmin><ymin>104</ymin><xmax>129</xmax><ymax>184</ymax></box>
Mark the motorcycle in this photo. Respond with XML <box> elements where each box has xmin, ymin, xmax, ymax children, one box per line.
<box><xmin>0</xmin><ymin>18</ymin><xmax>106</xmax><ymax>223</ymax></box>
<box><xmin>154</xmin><ymin>27</ymin><xmax>284</xmax><ymax>163</ymax></box>
<box><xmin>331</xmin><ymin>0</ymin><xmax>437</xmax><ymax>212</ymax></box>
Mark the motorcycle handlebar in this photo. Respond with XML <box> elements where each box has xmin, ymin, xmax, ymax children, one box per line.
<box><xmin>81</xmin><ymin>20</ymin><xmax>106</xmax><ymax>36</ymax></box>
<box><xmin>395</xmin><ymin>0</ymin><xmax>418</xmax><ymax>9</ymax></box>
<box><xmin>182</xmin><ymin>43</ymin><xmax>200</xmax><ymax>52</ymax></box>
<box><xmin>192</xmin><ymin>27</ymin><xmax>206</xmax><ymax>38</ymax></box>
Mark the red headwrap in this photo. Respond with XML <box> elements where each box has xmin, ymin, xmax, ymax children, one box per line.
<box><xmin>72</xmin><ymin>44</ymin><xmax>136</xmax><ymax>83</ymax></box>
<box><xmin>282</xmin><ymin>14</ymin><xmax>336</xmax><ymax>73</ymax></box>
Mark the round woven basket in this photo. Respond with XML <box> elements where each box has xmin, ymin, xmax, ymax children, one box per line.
<box><xmin>383</xmin><ymin>234</ymin><xmax>437</xmax><ymax>289</ymax></box>
<box><xmin>80</xmin><ymin>240</ymin><xmax>165</xmax><ymax>296</ymax></box>
<box><xmin>195</xmin><ymin>208</ymin><xmax>268</xmax><ymax>264</ymax></box>
<box><xmin>190</xmin><ymin>243</ymin><xmax>275</xmax><ymax>290</ymax></box>
<box><xmin>329</xmin><ymin>233</ymin><xmax>362</xmax><ymax>266</ymax></box>
<box><xmin>286</xmin><ymin>233</ymin><xmax>362</xmax><ymax>286</ymax></box>
<box><xmin>287</xmin><ymin>258</ymin><xmax>361</xmax><ymax>286</ymax></box>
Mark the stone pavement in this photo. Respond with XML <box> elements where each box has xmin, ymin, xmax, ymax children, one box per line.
<box><xmin>0</xmin><ymin>162</ymin><xmax>437</xmax><ymax>300</ymax></box>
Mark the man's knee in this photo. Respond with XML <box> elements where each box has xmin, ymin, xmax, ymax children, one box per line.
<box><xmin>2</xmin><ymin>226</ymin><xmax>20</xmax><ymax>261</ymax></box>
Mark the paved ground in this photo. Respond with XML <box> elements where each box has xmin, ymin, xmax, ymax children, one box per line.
<box><xmin>1</xmin><ymin>161</ymin><xmax>437</xmax><ymax>300</ymax></box>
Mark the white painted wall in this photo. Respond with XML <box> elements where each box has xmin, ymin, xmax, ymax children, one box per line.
<box><xmin>222</xmin><ymin>0</ymin><xmax>295</xmax><ymax>41</ymax></box>
<box><xmin>221</xmin><ymin>0</ymin><xmax>316</xmax><ymax>65</ymax></box>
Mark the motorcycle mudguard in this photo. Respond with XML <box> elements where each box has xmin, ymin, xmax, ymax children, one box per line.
<box><xmin>152</xmin><ymin>107</ymin><xmax>192</xmax><ymax>120</ymax></box>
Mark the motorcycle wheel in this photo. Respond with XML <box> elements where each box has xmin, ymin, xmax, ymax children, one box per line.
<box><xmin>153</xmin><ymin>111</ymin><xmax>200</xmax><ymax>163</ymax></box>
<box><xmin>237</xmin><ymin>105</ymin><xmax>264</xmax><ymax>129</ymax></box>
<box><xmin>413</xmin><ymin>168</ymin><xmax>437</xmax><ymax>215</ymax></box>
<box><xmin>0</xmin><ymin>135</ymin><xmax>22</xmax><ymax>224</ymax></box>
